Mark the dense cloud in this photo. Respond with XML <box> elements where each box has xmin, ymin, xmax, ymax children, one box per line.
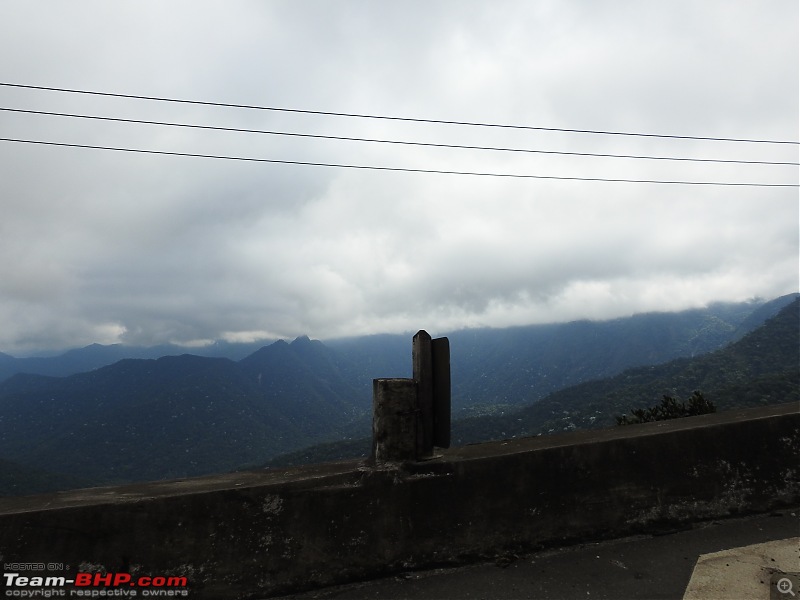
<box><xmin>0</xmin><ymin>0</ymin><xmax>797</xmax><ymax>354</ymax></box>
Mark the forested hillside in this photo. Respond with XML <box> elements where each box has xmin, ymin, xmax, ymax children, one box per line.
<box><xmin>451</xmin><ymin>298</ymin><xmax>799</xmax><ymax>444</ymax></box>
<box><xmin>0</xmin><ymin>338</ymin><xmax>362</xmax><ymax>488</ymax></box>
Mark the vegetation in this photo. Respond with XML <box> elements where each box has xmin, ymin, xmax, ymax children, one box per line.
<box><xmin>615</xmin><ymin>391</ymin><xmax>715</xmax><ymax>425</ymax></box>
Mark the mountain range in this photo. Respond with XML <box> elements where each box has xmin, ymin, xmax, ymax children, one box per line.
<box><xmin>0</xmin><ymin>293</ymin><xmax>796</xmax><ymax>494</ymax></box>
<box><xmin>0</xmin><ymin>339</ymin><xmax>272</xmax><ymax>382</ymax></box>
<box><xmin>269</xmin><ymin>296</ymin><xmax>800</xmax><ymax>467</ymax></box>
<box><xmin>0</xmin><ymin>336</ymin><xmax>364</xmax><ymax>489</ymax></box>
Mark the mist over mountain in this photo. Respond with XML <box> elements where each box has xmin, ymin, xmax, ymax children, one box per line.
<box><xmin>3</xmin><ymin>296</ymin><xmax>795</xmax><ymax>392</ymax></box>
<box><xmin>329</xmin><ymin>294</ymin><xmax>797</xmax><ymax>413</ymax></box>
<box><xmin>0</xmin><ymin>294</ymin><xmax>796</xmax><ymax>494</ymax></box>
<box><xmin>269</xmin><ymin>297</ymin><xmax>800</xmax><ymax>467</ymax></box>
<box><xmin>451</xmin><ymin>297</ymin><xmax>800</xmax><ymax>444</ymax></box>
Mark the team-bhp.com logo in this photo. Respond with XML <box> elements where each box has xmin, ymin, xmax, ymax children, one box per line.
<box><xmin>3</xmin><ymin>569</ymin><xmax>189</xmax><ymax>597</ymax></box>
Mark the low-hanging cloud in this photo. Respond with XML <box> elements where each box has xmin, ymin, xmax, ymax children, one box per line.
<box><xmin>0</xmin><ymin>0</ymin><xmax>796</xmax><ymax>355</ymax></box>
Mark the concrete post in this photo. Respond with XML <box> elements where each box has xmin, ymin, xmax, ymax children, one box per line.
<box><xmin>431</xmin><ymin>336</ymin><xmax>451</xmax><ymax>448</ymax></box>
<box><xmin>371</xmin><ymin>378</ymin><xmax>418</xmax><ymax>463</ymax></box>
<box><xmin>413</xmin><ymin>330</ymin><xmax>434</xmax><ymax>458</ymax></box>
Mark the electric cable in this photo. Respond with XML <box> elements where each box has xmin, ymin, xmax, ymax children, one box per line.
<box><xmin>2</xmin><ymin>82</ymin><xmax>798</xmax><ymax>145</ymax></box>
<box><xmin>1</xmin><ymin>137</ymin><xmax>796</xmax><ymax>187</ymax></box>
<box><xmin>2</xmin><ymin>107</ymin><xmax>796</xmax><ymax>167</ymax></box>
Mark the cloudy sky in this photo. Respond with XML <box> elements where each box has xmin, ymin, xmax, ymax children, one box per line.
<box><xmin>0</xmin><ymin>1</ymin><xmax>797</xmax><ymax>355</ymax></box>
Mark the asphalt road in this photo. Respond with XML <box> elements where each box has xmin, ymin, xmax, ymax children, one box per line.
<box><xmin>274</xmin><ymin>508</ymin><xmax>799</xmax><ymax>600</ymax></box>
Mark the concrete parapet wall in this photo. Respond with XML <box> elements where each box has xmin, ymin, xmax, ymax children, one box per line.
<box><xmin>1</xmin><ymin>403</ymin><xmax>798</xmax><ymax>598</ymax></box>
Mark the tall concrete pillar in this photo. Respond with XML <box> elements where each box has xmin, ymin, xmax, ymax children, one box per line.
<box><xmin>413</xmin><ymin>330</ymin><xmax>434</xmax><ymax>458</ymax></box>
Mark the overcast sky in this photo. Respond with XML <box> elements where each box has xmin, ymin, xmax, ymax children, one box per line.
<box><xmin>0</xmin><ymin>1</ymin><xmax>797</xmax><ymax>355</ymax></box>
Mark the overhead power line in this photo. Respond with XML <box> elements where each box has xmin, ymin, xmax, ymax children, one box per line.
<box><xmin>1</xmin><ymin>137</ymin><xmax>797</xmax><ymax>187</ymax></box>
<box><xmin>2</xmin><ymin>82</ymin><xmax>798</xmax><ymax>145</ymax></box>
<box><xmin>2</xmin><ymin>107</ymin><xmax>797</xmax><ymax>167</ymax></box>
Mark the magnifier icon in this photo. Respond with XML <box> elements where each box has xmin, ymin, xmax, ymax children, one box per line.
<box><xmin>778</xmin><ymin>578</ymin><xmax>796</xmax><ymax>596</ymax></box>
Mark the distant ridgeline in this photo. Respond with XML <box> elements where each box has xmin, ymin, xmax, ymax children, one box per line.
<box><xmin>0</xmin><ymin>294</ymin><xmax>797</xmax><ymax>494</ymax></box>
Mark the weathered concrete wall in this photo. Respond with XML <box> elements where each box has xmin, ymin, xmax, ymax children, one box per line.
<box><xmin>0</xmin><ymin>403</ymin><xmax>797</xmax><ymax>599</ymax></box>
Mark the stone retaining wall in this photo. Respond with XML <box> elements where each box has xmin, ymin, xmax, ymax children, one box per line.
<box><xmin>0</xmin><ymin>403</ymin><xmax>797</xmax><ymax>598</ymax></box>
